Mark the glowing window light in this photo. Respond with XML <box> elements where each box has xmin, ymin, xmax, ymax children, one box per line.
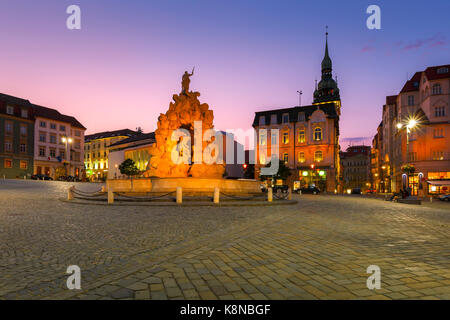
<box><xmin>302</xmin><ymin>171</ymin><xmax>309</xmax><ymax>177</ymax></box>
<box><xmin>319</xmin><ymin>170</ymin><xmax>325</xmax><ymax>176</ymax></box>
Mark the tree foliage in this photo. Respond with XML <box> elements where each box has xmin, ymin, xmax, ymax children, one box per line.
<box><xmin>260</xmin><ymin>157</ymin><xmax>292</xmax><ymax>182</ymax></box>
<box><xmin>119</xmin><ymin>159</ymin><xmax>141</xmax><ymax>177</ymax></box>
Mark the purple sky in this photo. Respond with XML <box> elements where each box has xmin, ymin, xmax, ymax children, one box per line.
<box><xmin>0</xmin><ymin>0</ymin><xmax>448</xmax><ymax>150</ymax></box>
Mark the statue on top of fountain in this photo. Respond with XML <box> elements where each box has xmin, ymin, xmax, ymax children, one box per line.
<box><xmin>181</xmin><ymin>67</ymin><xmax>195</xmax><ymax>94</ymax></box>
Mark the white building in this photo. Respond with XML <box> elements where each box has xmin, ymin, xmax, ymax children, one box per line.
<box><xmin>32</xmin><ymin>104</ymin><xmax>86</xmax><ymax>179</ymax></box>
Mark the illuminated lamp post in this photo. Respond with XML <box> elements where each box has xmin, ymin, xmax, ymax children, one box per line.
<box><xmin>397</xmin><ymin>118</ymin><xmax>418</xmax><ymax>191</ymax></box>
<box><xmin>62</xmin><ymin>136</ymin><xmax>73</xmax><ymax>176</ymax></box>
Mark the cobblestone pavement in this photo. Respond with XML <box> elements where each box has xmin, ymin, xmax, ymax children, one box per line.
<box><xmin>0</xmin><ymin>180</ymin><xmax>449</xmax><ymax>300</ymax></box>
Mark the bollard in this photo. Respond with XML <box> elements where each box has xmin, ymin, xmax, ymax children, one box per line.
<box><xmin>213</xmin><ymin>187</ymin><xmax>220</xmax><ymax>204</ymax></box>
<box><xmin>108</xmin><ymin>189</ymin><xmax>114</xmax><ymax>204</ymax></box>
<box><xmin>176</xmin><ymin>186</ymin><xmax>182</xmax><ymax>204</ymax></box>
<box><xmin>287</xmin><ymin>188</ymin><xmax>292</xmax><ymax>200</ymax></box>
<box><xmin>430</xmin><ymin>197</ymin><xmax>433</xmax><ymax>203</ymax></box>
<box><xmin>268</xmin><ymin>187</ymin><xmax>273</xmax><ymax>202</ymax></box>
<box><xmin>67</xmin><ymin>186</ymin><xmax>74</xmax><ymax>200</ymax></box>
<box><xmin>101</xmin><ymin>186</ymin><xmax>106</xmax><ymax>193</ymax></box>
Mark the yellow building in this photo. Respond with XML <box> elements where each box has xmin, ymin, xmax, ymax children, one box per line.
<box><xmin>84</xmin><ymin>129</ymin><xmax>138</xmax><ymax>180</ymax></box>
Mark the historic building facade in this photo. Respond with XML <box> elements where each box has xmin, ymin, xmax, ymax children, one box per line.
<box><xmin>340</xmin><ymin>145</ymin><xmax>371</xmax><ymax>191</ymax></box>
<box><xmin>32</xmin><ymin>104</ymin><xmax>86</xmax><ymax>179</ymax></box>
<box><xmin>84</xmin><ymin>129</ymin><xmax>138</xmax><ymax>180</ymax></box>
<box><xmin>371</xmin><ymin>64</ymin><xmax>450</xmax><ymax>195</ymax></box>
<box><xmin>253</xmin><ymin>33</ymin><xmax>341</xmax><ymax>192</ymax></box>
<box><xmin>0</xmin><ymin>94</ymin><xmax>35</xmax><ymax>179</ymax></box>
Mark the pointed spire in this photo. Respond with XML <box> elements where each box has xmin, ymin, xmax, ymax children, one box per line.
<box><xmin>321</xmin><ymin>26</ymin><xmax>332</xmax><ymax>72</ymax></box>
<box><xmin>325</xmin><ymin>26</ymin><xmax>329</xmax><ymax>59</ymax></box>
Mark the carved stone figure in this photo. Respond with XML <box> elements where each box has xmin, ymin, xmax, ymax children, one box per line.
<box><xmin>181</xmin><ymin>68</ymin><xmax>194</xmax><ymax>94</ymax></box>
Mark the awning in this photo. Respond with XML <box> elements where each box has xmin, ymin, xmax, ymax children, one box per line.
<box><xmin>427</xmin><ymin>180</ymin><xmax>450</xmax><ymax>186</ymax></box>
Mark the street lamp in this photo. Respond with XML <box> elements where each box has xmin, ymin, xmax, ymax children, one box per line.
<box><xmin>62</xmin><ymin>136</ymin><xmax>73</xmax><ymax>175</ymax></box>
<box><xmin>397</xmin><ymin>117</ymin><xmax>419</xmax><ymax>191</ymax></box>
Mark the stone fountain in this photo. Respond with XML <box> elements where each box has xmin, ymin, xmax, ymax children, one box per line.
<box><xmin>107</xmin><ymin>71</ymin><xmax>260</xmax><ymax>196</ymax></box>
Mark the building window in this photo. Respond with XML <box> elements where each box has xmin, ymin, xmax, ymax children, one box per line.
<box><xmin>259</xmin><ymin>131</ymin><xmax>267</xmax><ymax>145</ymax></box>
<box><xmin>407</xmin><ymin>95</ymin><xmax>414</xmax><ymax>106</ymax></box>
<box><xmin>75</xmin><ymin>130</ymin><xmax>81</xmax><ymax>137</ymax></box>
<box><xmin>433</xmin><ymin>128</ymin><xmax>444</xmax><ymax>138</ymax></box>
<box><xmin>50</xmin><ymin>123</ymin><xmax>57</xmax><ymax>130</ymax></box>
<box><xmin>298</xmin><ymin>129</ymin><xmax>305</xmax><ymax>143</ymax></box>
<box><xmin>271</xmin><ymin>133</ymin><xmax>278</xmax><ymax>145</ymax></box>
<box><xmin>21</xmin><ymin>109</ymin><xmax>28</xmax><ymax>118</ymax></box>
<box><xmin>74</xmin><ymin>152</ymin><xmax>80</xmax><ymax>162</ymax></box>
<box><xmin>314</xmin><ymin>127</ymin><xmax>322</xmax><ymax>141</ymax></box>
<box><xmin>39</xmin><ymin>132</ymin><xmax>46</xmax><ymax>142</ymax></box>
<box><xmin>50</xmin><ymin>149</ymin><xmax>56</xmax><ymax>157</ymax></box>
<box><xmin>4</xmin><ymin>140</ymin><xmax>12</xmax><ymax>152</ymax></box>
<box><xmin>39</xmin><ymin>147</ymin><xmax>46</xmax><ymax>157</ymax></box>
<box><xmin>4</xmin><ymin>159</ymin><xmax>12</xmax><ymax>168</ymax></box>
<box><xmin>435</xmin><ymin>107</ymin><xmax>445</xmax><ymax>117</ymax></box>
<box><xmin>259</xmin><ymin>116</ymin><xmax>265</xmax><ymax>125</ymax></box>
<box><xmin>298</xmin><ymin>152</ymin><xmax>305</xmax><ymax>163</ymax></box>
<box><xmin>282</xmin><ymin>131</ymin><xmax>289</xmax><ymax>144</ymax></box>
<box><xmin>314</xmin><ymin>150</ymin><xmax>323</xmax><ymax>162</ymax></box>
<box><xmin>5</xmin><ymin>121</ymin><xmax>13</xmax><ymax>135</ymax></box>
<box><xmin>39</xmin><ymin>121</ymin><xmax>46</xmax><ymax>128</ymax></box>
<box><xmin>298</xmin><ymin>112</ymin><xmax>305</xmax><ymax>122</ymax></box>
<box><xmin>6</xmin><ymin>105</ymin><xmax>14</xmax><ymax>115</ymax></box>
<box><xmin>60</xmin><ymin>150</ymin><xmax>65</xmax><ymax>159</ymax></box>
<box><xmin>50</xmin><ymin>134</ymin><xmax>57</xmax><ymax>144</ymax></box>
<box><xmin>260</xmin><ymin>153</ymin><xmax>266</xmax><ymax>165</ymax></box>
<box><xmin>408</xmin><ymin>152</ymin><xmax>417</xmax><ymax>161</ymax></box>
<box><xmin>283</xmin><ymin>153</ymin><xmax>289</xmax><ymax>164</ymax></box>
<box><xmin>432</xmin><ymin>84</ymin><xmax>442</xmax><ymax>95</ymax></box>
<box><xmin>282</xmin><ymin>113</ymin><xmax>289</xmax><ymax>123</ymax></box>
<box><xmin>432</xmin><ymin>151</ymin><xmax>444</xmax><ymax>160</ymax></box>
<box><xmin>20</xmin><ymin>124</ymin><xmax>27</xmax><ymax>136</ymax></box>
<box><xmin>270</xmin><ymin>114</ymin><xmax>277</xmax><ymax>124</ymax></box>
<box><xmin>60</xmin><ymin>125</ymin><xmax>66</xmax><ymax>132</ymax></box>
<box><xmin>20</xmin><ymin>161</ymin><xmax>27</xmax><ymax>169</ymax></box>
<box><xmin>437</xmin><ymin>67</ymin><xmax>449</xmax><ymax>74</ymax></box>
<box><xmin>19</xmin><ymin>143</ymin><xmax>27</xmax><ymax>153</ymax></box>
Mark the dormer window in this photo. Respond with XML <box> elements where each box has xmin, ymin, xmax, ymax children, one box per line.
<box><xmin>259</xmin><ymin>116</ymin><xmax>265</xmax><ymax>126</ymax></box>
<box><xmin>437</xmin><ymin>67</ymin><xmax>448</xmax><ymax>74</ymax></box>
<box><xmin>298</xmin><ymin>112</ymin><xmax>305</xmax><ymax>122</ymax></box>
<box><xmin>282</xmin><ymin>113</ymin><xmax>289</xmax><ymax>124</ymax></box>
<box><xmin>6</xmin><ymin>105</ymin><xmax>14</xmax><ymax>115</ymax></box>
<box><xmin>271</xmin><ymin>114</ymin><xmax>277</xmax><ymax>124</ymax></box>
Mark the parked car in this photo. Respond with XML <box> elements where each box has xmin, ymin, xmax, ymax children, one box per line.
<box><xmin>366</xmin><ymin>189</ymin><xmax>376</xmax><ymax>194</ymax></box>
<box><xmin>351</xmin><ymin>188</ymin><xmax>362</xmax><ymax>194</ymax></box>
<box><xmin>438</xmin><ymin>194</ymin><xmax>450</xmax><ymax>201</ymax></box>
<box><xmin>58</xmin><ymin>175</ymin><xmax>80</xmax><ymax>182</ymax></box>
<box><xmin>299</xmin><ymin>186</ymin><xmax>320</xmax><ymax>194</ymax></box>
<box><xmin>273</xmin><ymin>185</ymin><xmax>289</xmax><ymax>194</ymax></box>
<box><xmin>31</xmin><ymin>174</ymin><xmax>53</xmax><ymax>181</ymax></box>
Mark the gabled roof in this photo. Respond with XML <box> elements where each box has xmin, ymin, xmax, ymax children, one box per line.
<box><xmin>400</xmin><ymin>72</ymin><xmax>421</xmax><ymax>93</ymax></box>
<box><xmin>32</xmin><ymin>104</ymin><xmax>86</xmax><ymax>129</ymax></box>
<box><xmin>252</xmin><ymin>103</ymin><xmax>338</xmax><ymax>127</ymax></box>
<box><xmin>85</xmin><ymin>129</ymin><xmax>138</xmax><ymax>142</ymax></box>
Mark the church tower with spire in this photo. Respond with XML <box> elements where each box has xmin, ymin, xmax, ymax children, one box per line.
<box><xmin>313</xmin><ymin>28</ymin><xmax>341</xmax><ymax>115</ymax></box>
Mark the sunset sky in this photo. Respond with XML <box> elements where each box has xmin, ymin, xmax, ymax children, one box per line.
<box><xmin>0</xmin><ymin>0</ymin><xmax>448</xmax><ymax>149</ymax></box>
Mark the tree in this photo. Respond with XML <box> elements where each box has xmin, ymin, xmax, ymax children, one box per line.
<box><xmin>243</xmin><ymin>164</ymin><xmax>255</xmax><ymax>179</ymax></box>
<box><xmin>260</xmin><ymin>157</ymin><xmax>291</xmax><ymax>183</ymax></box>
<box><xmin>119</xmin><ymin>159</ymin><xmax>141</xmax><ymax>177</ymax></box>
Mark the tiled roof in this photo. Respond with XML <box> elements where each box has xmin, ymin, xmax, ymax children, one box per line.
<box><xmin>33</xmin><ymin>104</ymin><xmax>86</xmax><ymax>129</ymax></box>
<box><xmin>85</xmin><ymin>129</ymin><xmax>138</xmax><ymax>142</ymax></box>
<box><xmin>400</xmin><ymin>72</ymin><xmax>421</xmax><ymax>93</ymax></box>
<box><xmin>386</xmin><ymin>95</ymin><xmax>397</xmax><ymax>105</ymax></box>
<box><xmin>252</xmin><ymin>103</ymin><xmax>338</xmax><ymax>127</ymax></box>
<box><xmin>108</xmin><ymin>132</ymin><xmax>155</xmax><ymax>147</ymax></box>
<box><xmin>0</xmin><ymin>93</ymin><xmax>32</xmax><ymax>106</ymax></box>
<box><xmin>424</xmin><ymin>64</ymin><xmax>450</xmax><ymax>80</ymax></box>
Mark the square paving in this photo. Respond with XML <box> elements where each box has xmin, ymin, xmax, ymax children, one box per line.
<box><xmin>0</xmin><ymin>180</ymin><xmax>449</xmax><ymax>300</ymax></box>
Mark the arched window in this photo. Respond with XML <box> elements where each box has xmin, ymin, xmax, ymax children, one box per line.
<box><xmin>314</xmin><ymin>127</ymin><xmax>322</xmax><ymax>141</ymax></box>
<box><xmin>298</xmin><ymin>129</ymin><xmax>305</xmax><ymax>143</ymax></box>
<box><xmin>432</xmin><ymin>84</ymin><xmax>442</xmax><ymax>95</ymax></box>
<box><xmin>314</xmin><ymin>150</ymin><xmax>323</xmax><ymax>162</ymax></box>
